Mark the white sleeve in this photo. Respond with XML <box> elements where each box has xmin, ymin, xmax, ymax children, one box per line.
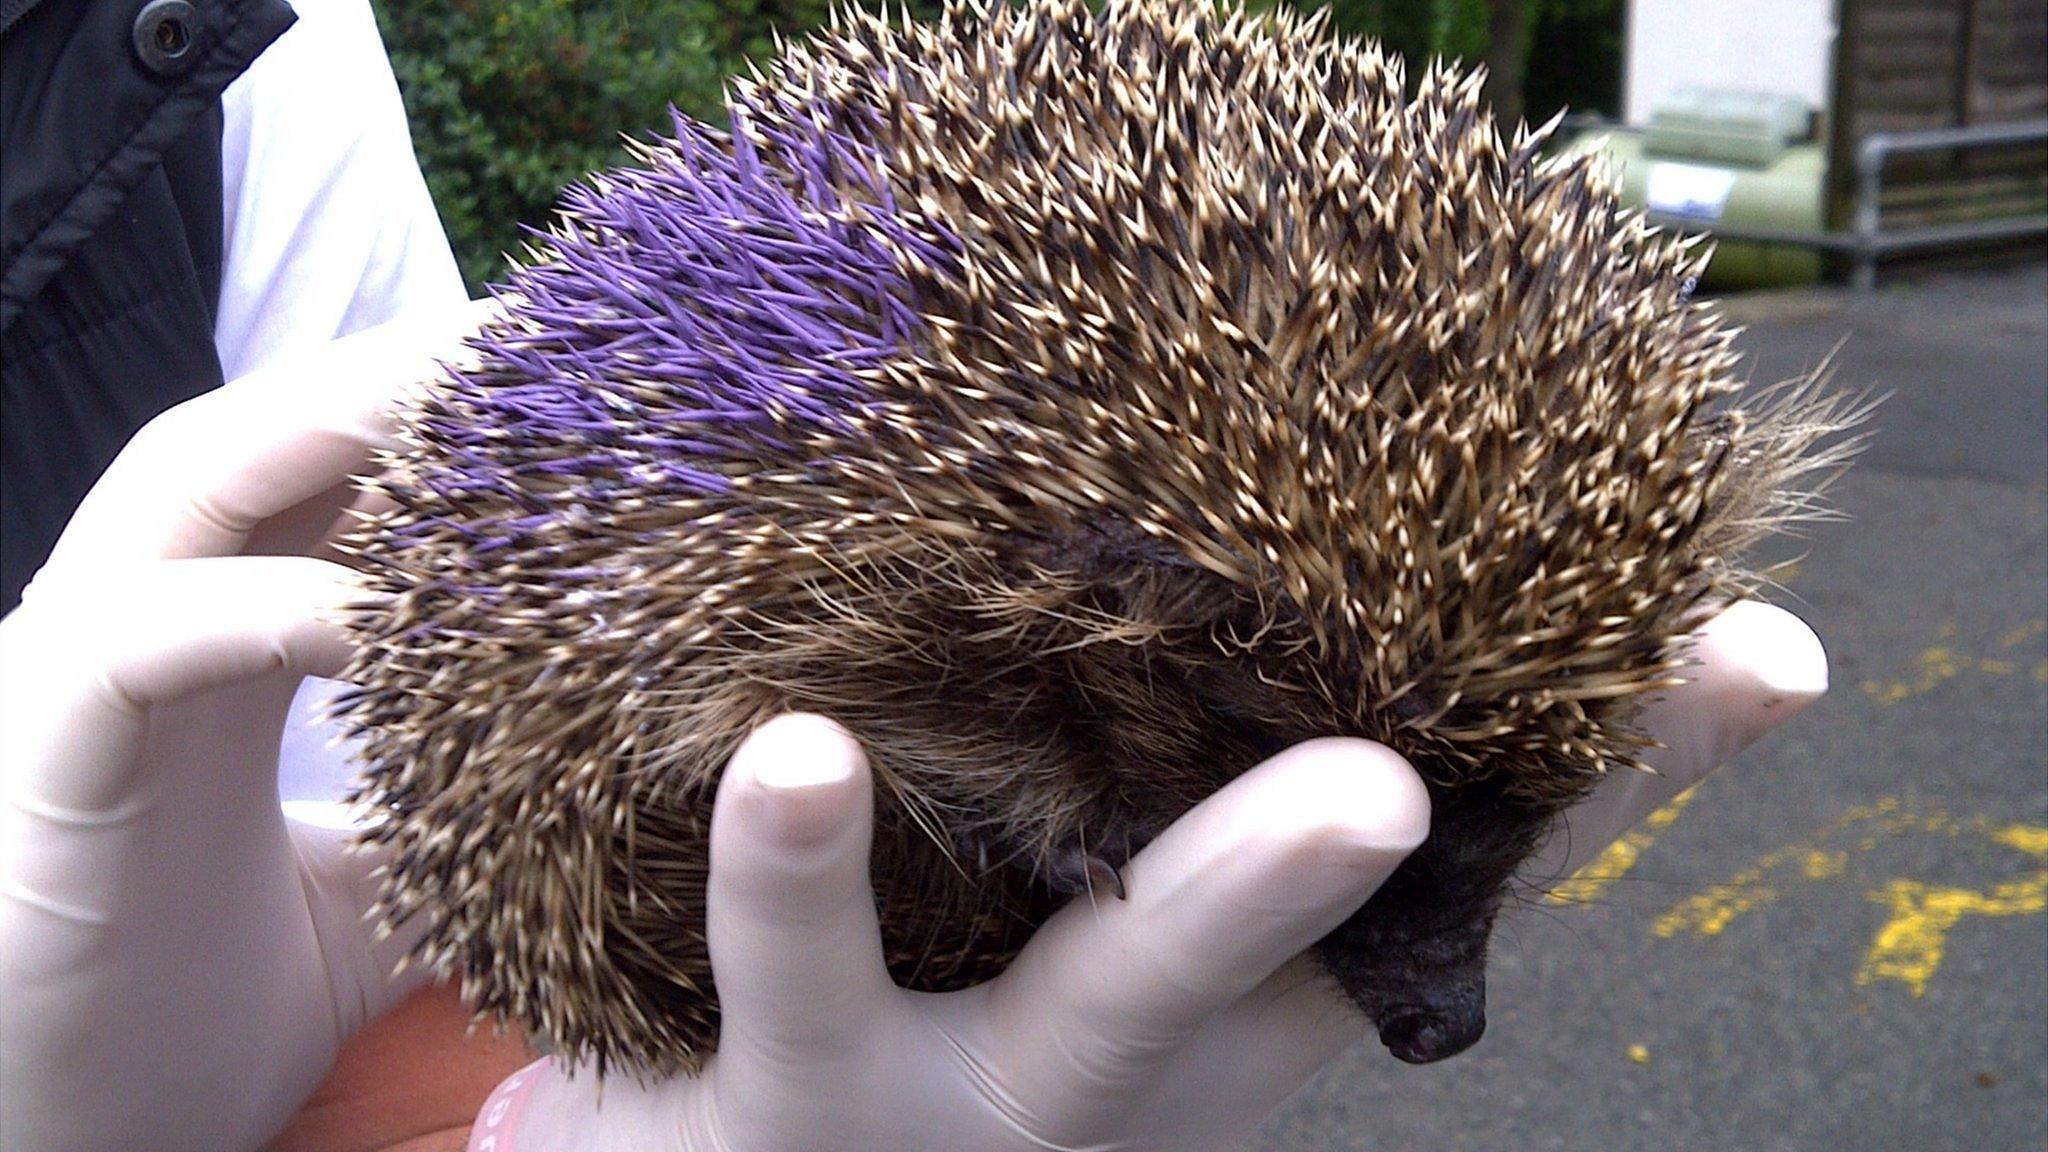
<box><xmin>215</xmin><ymin>0</ymin><xmax>468</xmax><ymax>382</ymax></box>
<box><xmin>219</xmin><ymin>0</ymin><xmax>470</xmax><ymax>809</ymax></box>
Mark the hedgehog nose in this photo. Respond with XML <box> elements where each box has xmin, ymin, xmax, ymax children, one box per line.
<box><xmin>1376</xmin><ymin>981</ymin><xmax>1486</xmax><ymax>1064</ymax></box>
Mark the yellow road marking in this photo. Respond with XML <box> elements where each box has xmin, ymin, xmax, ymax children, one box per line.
<box><xmin>1654</xmin><ymin>876</ymin><xmax>1779</xmax><ymax>937</ymax></box>
<box><xmin>1998</xmin><ymin>620</ymin><xmax>2045</xmax><ymax>649</ymax></box>
<box><xmin>1543</xmin><ymin>787</ymin><xmax>1699</xmax><ymax>906</ymax></box>
<box><xmin>1650</xmin><ymin>803</ymin><xmax>2019</xmax><ymax>939</ymax></box>
<box><xmin>1855</xmin><ymin>872</ymin><xmax>2048</xmax><ymax>996</ymax></box>
<box><xmin>1989</xmin><ymin>823</ymin><xmax>2048</xmax><ymax>858</ymax></box>
<box><xmin>1542</xmin><ymin>790</ymin><xmax>2048</xmax><ymax>1005</ymax></box>
<box><xmin>1802</xmin><ymin>850</ymin><xmax>1847</xmax><ymax>879</ymax></box>
<box><xmin>1862</xmin><ymin>647</ymin><xmax>1961</xmax><ymax>704</ymax></box>
<box><xmin>1654</xmin><ymin>799</ymin><xmax>1901</xmax><ymax>937</ymax></box>
<box><xmin>1660</xmin><ymin>815</ymin><xmax>2048</xmax><ymax>994</ymax></box>
<box><xmin>1860</xmin><ymin>618</ymin><xmax>2046</xmax><ymax>704</ymax></box>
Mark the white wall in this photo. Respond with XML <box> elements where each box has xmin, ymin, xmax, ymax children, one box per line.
<box><xmin>1625</xmin><ymin>0</ymin><xmax>1836</xmax><ymax>125</ymax></box>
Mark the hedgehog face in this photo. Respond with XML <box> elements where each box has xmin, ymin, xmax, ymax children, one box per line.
<box><xmin>343</xmin><ymin>0</ymin><xmax>1855</xmax><ymax>1078</ymax></box>
<box><xmin>1315</xmin><ymin>777</ymin><xmax>1546</xmax><ymax>1062</ymax></box>
<box><xmin>880</xmin><ymin>531</ymin><xmax>1564</xmax><ymax>1064</ymax></box>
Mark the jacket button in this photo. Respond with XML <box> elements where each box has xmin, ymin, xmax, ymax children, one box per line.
<box><xmin>132</xmin><ymin>0</ymin><xmax>204</xmax><ymax>77</ymax></box>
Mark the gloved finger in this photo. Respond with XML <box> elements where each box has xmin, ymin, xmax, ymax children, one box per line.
<box><xmin>1637</xmin><ymin>599</ymin><xmax>1828</xmax><ymax>782</ymax></box>
<box><xmin>242</xmin><ymin>479</ymin><xmax>398</xmax><ymax>565</ymax></box>
<box><xmin>1532</xmin><ymin>599</ymin><xmax>1827</xmax><ymax>880</ymax></box>
<box><xmin>0</xmin><ymin>555</ymin><xmax>374</xmax><ymax>816</ymax></box>
<box><xmin>980</xmin><ymin>739</ymin><xmax>1427</xmax><ymax>1121</ymax></box>
<box><xmin>703</xmin><ymin>714</ymin><xmax>897</xmax><ymax>1091</ymax></box>
<box><xmin>1121</xmin><ymin>957</ymin><xmax>1363</xmax><ymax>1147</ymax></box>
<box><xmin>286</xmin><ymin>819</ymin><xmax>440</xmax><ymax>1032</ymax></box>
<box><xmin>36</xmin><ymin>300</ymin><xmax>490</xmax><ymax>576</ymax></box>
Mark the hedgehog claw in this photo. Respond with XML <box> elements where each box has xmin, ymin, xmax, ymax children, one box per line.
<box><xmin>1085</xmin><ymin>854</ymin><xmax>1127</xmax><ymax>901</ymax></box>
<box><xmin>1046</xmin><ymin>844</ymin><xmax>1129</xmax><ymax>901</ymax></box>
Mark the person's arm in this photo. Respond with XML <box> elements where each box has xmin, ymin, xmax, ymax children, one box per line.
<box><xmin>216</xmin><ymin>0</ymin><xmax>466</xmax><ymax>383</ymax></box>
<box><xmin>216</xmin><ymin>0</ymin><xmax>470</xmax><ymax>833</ymax></box>
<box><xmin>265</xmin><ymin>982</ymin><xmax>532</xmax><ymax>1152</ymax></box>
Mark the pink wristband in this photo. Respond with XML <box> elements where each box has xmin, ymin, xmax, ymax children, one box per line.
<box><xmin>468</xmin><ymin>1058</ymin><xmax>551</xmax><ymax>1151</ymax></box>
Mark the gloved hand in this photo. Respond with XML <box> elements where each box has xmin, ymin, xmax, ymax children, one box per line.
<box><xmin>475</xmin><ymin>604</ymin><xmax>1827</xmax><ymax>1152</ymax></box>
<box><xmin>0</xmin><ymin>303</ymin><xmax>493</xmax><ymax>1152</ymax></box>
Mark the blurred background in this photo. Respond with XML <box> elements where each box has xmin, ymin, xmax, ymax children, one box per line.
<box><xmin>372</xmin><ymin>0</ymin><xmax>1628</xmax><ymax>290</ymax></box>
<box><xmin>365</xmin><ymin>1</ymin><xmax>2046</xmax><ymax>1148</ymax></box>
<box><xmin>369</xmin><ymin>0</ymin><xmax>2046</xmax><ymax>296</ymax></box>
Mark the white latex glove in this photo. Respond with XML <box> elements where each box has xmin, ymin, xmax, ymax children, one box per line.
<box><xmin>477</xmin><ymin>602</ymin><xmax>1826</xmax><ymax>1152</ymax></box>
<box><xmin>1527</xmin><ymin>598</ymin><xmax>1829</xmax><ymax>883</ymax></box>
<box><xmin>0</xmin><ymin>304</ymin><xmax>489</xmax><ymax>1152</ymax></box>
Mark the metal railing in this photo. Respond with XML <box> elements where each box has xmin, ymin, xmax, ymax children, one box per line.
<box><xmin>1627</xmin><ymin>119</ymin><xmax>2048</xmax><ymax>293</ymax></box>
<box><xmin>1848</xmin><ymin>120</ymin><xmax>2048</xmax><ymax>292</ymax></box>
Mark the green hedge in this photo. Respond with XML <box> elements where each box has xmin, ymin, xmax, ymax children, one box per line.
<box><xmin>374</xmin><ymin>0</ymin><xmax>723</xmax><ymax>288</ymax></box>
<box><xmin>374</xmin><ymin>0</ymin><xmax>1619</xmax><ymax>293</ymax></box>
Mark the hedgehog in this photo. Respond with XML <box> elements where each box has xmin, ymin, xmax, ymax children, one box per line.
<box><xmin>337</xmin><ymin>0</ymin><xmax>1860</xmax><ymax>1079</ymax></box>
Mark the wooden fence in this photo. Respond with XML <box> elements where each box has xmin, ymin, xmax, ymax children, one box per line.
<box><xmin>1825</xmin><ymin>0</ymin><xmax>2047</xmax><ymax>253</ymax></box>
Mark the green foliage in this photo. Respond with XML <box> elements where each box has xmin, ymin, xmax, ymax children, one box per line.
<box><xmin>374</xmin><ymin>0</ymin><xmax>1619</xmax><ymax>291</ymax></box>
<box><xmin>1320</xmin><ymin>0</ymin><xmax>1488</xmax><ymax>73</ymax></box>
<box><xmin>1320</xmin><ymin>0</ymin><xmax>1617</xmax><ymax>124</ymax></box>
<box><xmin>1524</xmin><ymin>0</ymin><xmax>1623</xmax><ymax>123</ymax></box>
<box><xmin>374</xmin><ymin>0</ymin><xmax>730</xmax><ymax>289</ymax></box>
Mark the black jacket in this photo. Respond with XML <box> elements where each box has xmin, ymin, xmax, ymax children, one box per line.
<box><xmin>1</xmin><ymin>0</ymin><xmax>295</xmax><ymax>610</ymax></box>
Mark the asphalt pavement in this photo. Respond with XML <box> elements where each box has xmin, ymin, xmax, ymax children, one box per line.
<box><xmin>1254</xmin><ymin>260</ymin><xmax>2048</xmax><ymax>1152</ymax></box>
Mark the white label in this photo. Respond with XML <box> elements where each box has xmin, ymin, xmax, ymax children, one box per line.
<box><xmin>1645</xmin><ymin>162</ymin><xmax>1739</xmax><ymax>222</ymax></box>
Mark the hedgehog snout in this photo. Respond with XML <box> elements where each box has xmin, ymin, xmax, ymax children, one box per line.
<box><xmin>1374</xmin><ymin>977</ymin><xmax>1487</xmax><ymax>1063</ymax></box>
<box><xmin>1311</xmin><ymin>836</ymin><xmax>1509</xmax><ymax>1065</ymax></box>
